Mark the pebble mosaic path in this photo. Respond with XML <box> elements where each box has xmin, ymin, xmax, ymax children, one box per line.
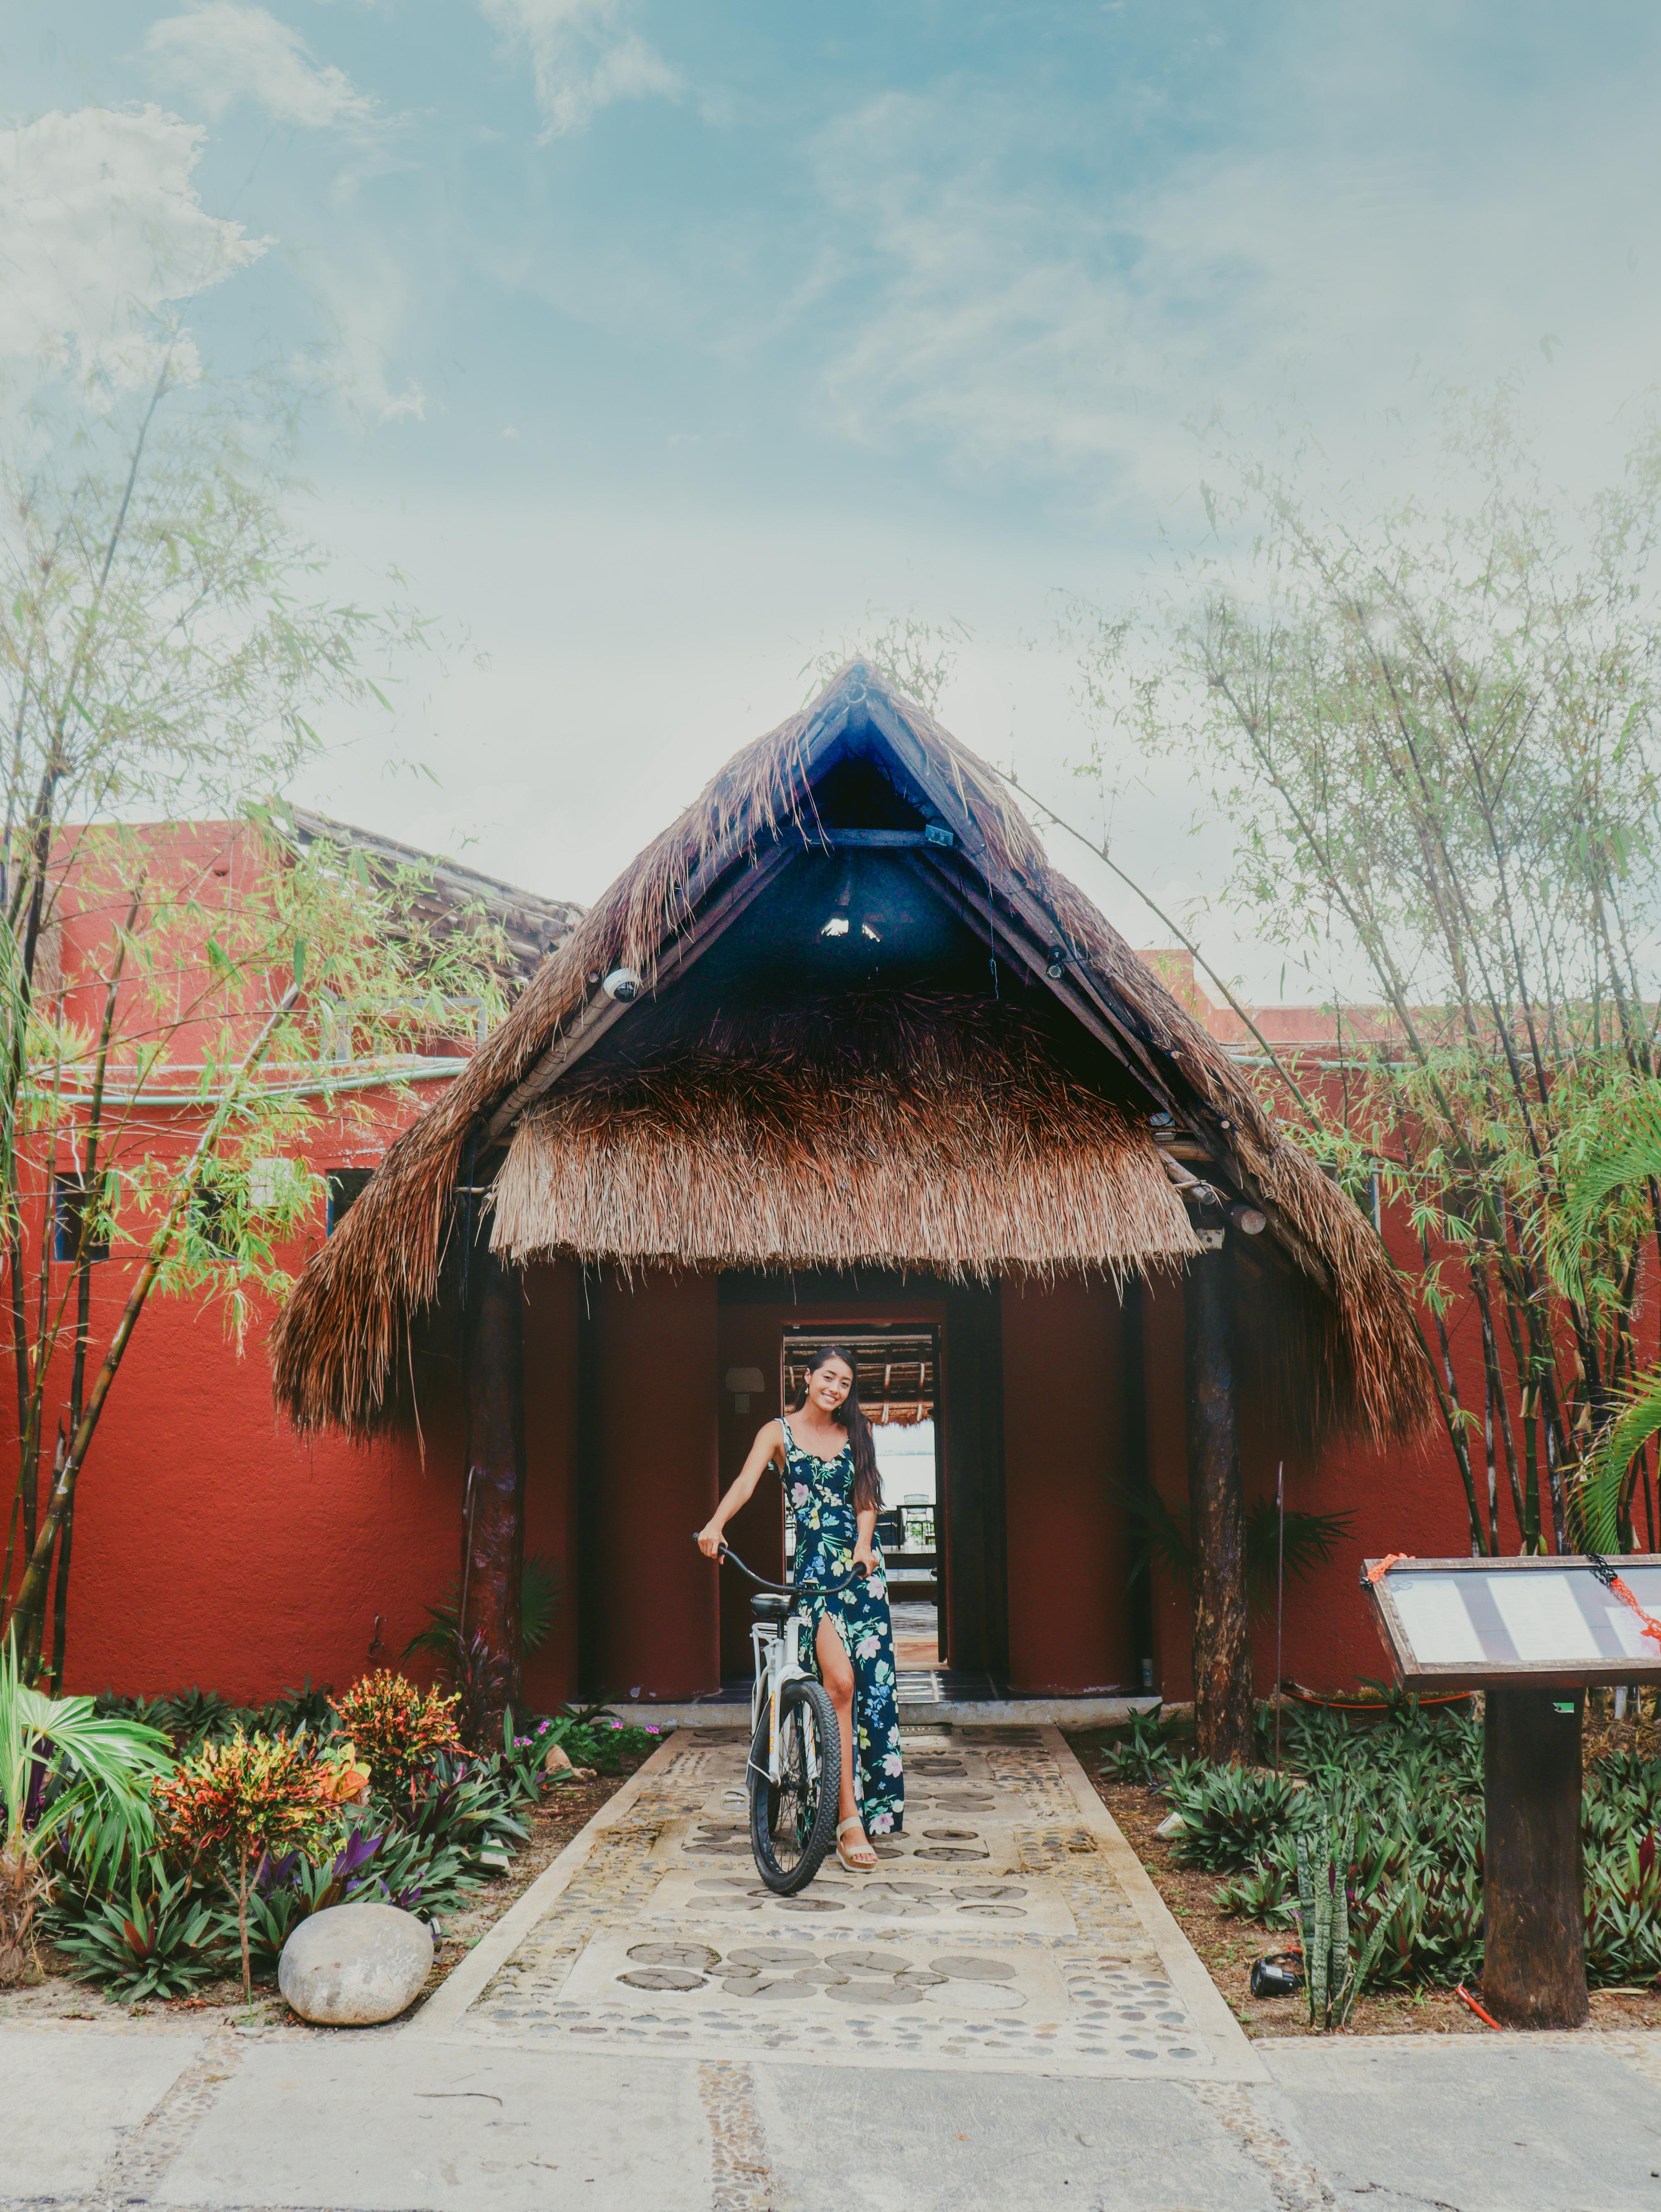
<box><xmin>419</xmin><ymin>1723</ymin><xmax>1259</xmax><ymax>2082</ymax></box>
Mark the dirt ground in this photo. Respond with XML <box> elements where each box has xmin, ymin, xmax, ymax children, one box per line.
<box><xmin>0</xmin><ymin>1762</ymin><xmax>643</xmax><ymax>2036</ymax></box>
<box><xmin>1068</xmin><ymin>1723</ymin><xmax>1661</xmax><ymax>2041</ymax></box>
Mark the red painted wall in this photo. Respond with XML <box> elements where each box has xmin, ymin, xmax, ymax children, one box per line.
<box><xmin>31</xmin><ymin>1267</ymin><xmax>463</xmax><ymax>1703</ymax></box>
<box><xmin>586</xmin><ymin>1270</ymin><xmax>720</xmax><ymax>1701</ymax></box>
<box><xmin>1002</xmin><ymin>1275</ymin><xmax>1133</xmax><ymax>1694</ymax></box>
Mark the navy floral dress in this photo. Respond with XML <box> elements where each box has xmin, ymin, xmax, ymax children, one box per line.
<box><xmin>781</xmin><ymin>1417</ymin><xmax>905</xmax><ymax>1836</ymax></box>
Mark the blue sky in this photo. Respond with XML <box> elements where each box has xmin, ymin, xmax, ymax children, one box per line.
<box><xmin>6</xmin><ymin>3</ymin><xmax>1661</xmax><ymax>995</ymax></box>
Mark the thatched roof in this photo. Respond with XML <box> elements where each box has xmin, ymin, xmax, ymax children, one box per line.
<box><xmin>287</xmin><ymin>807</ymin><xmax>581</xmax><ymax>986</ymax></box>
<box><xmin>272</xmin><ymin>662</ymin><xmax>1432</xmax><ymax>1445</ymax></box>
<box><xmin>491</xmin><ymin>991</ymin><xmax>1198</xmax><ymax>1277</ymax></box>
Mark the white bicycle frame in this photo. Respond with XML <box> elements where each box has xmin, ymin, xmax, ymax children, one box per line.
<box><xmin>748</xmin><ymin>1603</ymin><xmax>820</xmax><ymax>1791</ymax></box>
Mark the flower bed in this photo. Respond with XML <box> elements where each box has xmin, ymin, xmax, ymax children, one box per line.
<box><xmin>1076</xmin><ymin>1697</ymin><xmax>1661</xmax><ymax>2038</ymax></box>
<box><xmin>0</xmin><ymin>1658</ymin><xmax>662</xmax><ymax>2026</ymax></box>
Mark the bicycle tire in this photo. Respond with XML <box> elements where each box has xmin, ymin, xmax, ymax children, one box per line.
<box><xmin>748</xmin><ymin>1676</ymin><xmax>841</xmax><ymax>1895</ymax></box>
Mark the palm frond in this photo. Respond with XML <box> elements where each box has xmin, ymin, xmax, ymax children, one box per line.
<box><xmin>1573</xmin><ymin>1373</ymin><xmax>1661</xmax><ymax>1555</ymax></box>
<box><xmin>1556</xmin><ymin>1093</ymin><xmax>1661</xmax><ymax>1289</ymax></box>
<box><xmin>1120</xmin><ymin>1487</ymin><xmax>1355</xmax><ymax>1615</ymax></box>
<box><xmin>1</xmin><ymin>1629</ymin><xmax>170</xmax><ymax>1882</ymax></box>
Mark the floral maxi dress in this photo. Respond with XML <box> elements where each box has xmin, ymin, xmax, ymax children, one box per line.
<box><xmin>781</xmin><ymin>1417</ymin><xmax>905</xmax><ymax>1835</ymax></box>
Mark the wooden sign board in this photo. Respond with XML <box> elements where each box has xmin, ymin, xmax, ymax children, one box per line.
<box><xmin>1362</xmin><ymin>1554</ymin><xmax>1661</xmax><ymax>1692</ymax></box>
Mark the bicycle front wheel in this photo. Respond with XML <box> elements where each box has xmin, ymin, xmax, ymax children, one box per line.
<box><xmin>748</xmin><ymin>1676</ymin><xmax>841</xmax><ymax>1895</ymax></box>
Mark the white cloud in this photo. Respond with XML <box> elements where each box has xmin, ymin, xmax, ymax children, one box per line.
<box><xmin>478</xmin><ymin>0</ymin><xmax>676</xmax><ymax>140</ymax></box>
<box><xmin>307</xmin><ymin>252</ymin><xmax>426</xmax><ymax>424</ymax></box>
<box><xmin>0</xmin><ymin>106</ymin><xmax>262</xmax><ymax>394</ymax></box>
<box><xmin>808</xmin><ymin>53</ymin><xmax>1661</xmax><ymax>511</ymax></box>
<box><xmin>146</xmin><ymin>2</ymin><xmax>379</xmax><ymax>131</ymax></box>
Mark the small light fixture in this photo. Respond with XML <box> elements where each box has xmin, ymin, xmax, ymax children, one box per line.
<box><xmin>820</xmin><ymin>915</ymin><xmax>850</xmax><ymax>938</ymax></box>
<box><xmin>725</xmin><ymin>1365</ymin><xmax>765</xmax><ymax>1415</ymax></box>
<box><xmin>860</xmin><ymin>918</ymin><xmax>882</xmax><ymax>942</ymax></box>
<box><xmin>1046</xmin><ymin>943</ymin><xmax>1070</xmax><ymax>979</ymax></box>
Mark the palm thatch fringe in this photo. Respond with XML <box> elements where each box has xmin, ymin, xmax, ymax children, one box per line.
<box><xmin>491</xmin><ymin>992</ymin><xmax>1198</xmax><ymax>1278</ymax></box>
<box><xmin>270</xmin><ymin>662</ymin><xmax>1433</xmax><ymax>1445</ymax></box>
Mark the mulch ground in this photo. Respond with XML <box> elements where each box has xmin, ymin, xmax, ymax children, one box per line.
<box><xmin>1067</xmin><ymin>1723</ymin><xmax>1661</xmax><ymax>2041</ymax></box>
<box><xmin>0</xmin><ymin>1759</ymin><xmax>648</xmax><ymax>2035</ymax></box>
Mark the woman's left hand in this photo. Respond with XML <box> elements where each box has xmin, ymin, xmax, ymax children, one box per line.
<box><xmin>852</xmin><ymin>1540</ymin><xmax>875</xmax><ymax>1578</ymax></box>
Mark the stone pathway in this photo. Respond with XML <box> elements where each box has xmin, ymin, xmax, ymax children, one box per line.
<box><xmin>413</xmin><ymin>1723</ymin><xmax>1255</xmax><ymax>2081</ymax></box>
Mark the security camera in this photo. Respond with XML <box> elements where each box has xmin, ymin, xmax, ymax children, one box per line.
<box><xmin>602</xmin><ymin>967</ymin><xmax>642</xmax><ymax>1003</ymax></box>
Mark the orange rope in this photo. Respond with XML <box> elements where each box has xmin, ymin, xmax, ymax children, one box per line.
<box><xmin>1366</xmin><ymin>1554</ymin><xmax>1412</xmax><ymax>1583</ymax></box>
<box><xmin>1597</xmin><ymin>1566</ymin><xmax>1661</xmax><ymax>1649</ymax></box>
<box><xmin>1455</xmin><ymin>1984</ymin><xmax>1502</xmax><ymax>2030</ymax></box>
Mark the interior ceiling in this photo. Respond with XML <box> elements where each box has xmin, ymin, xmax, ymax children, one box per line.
<box><xmin>553</xmin><ymin>723</ymin><xmax>1159</xmax><ymax>1121</ymax></box>
<box><xmin>783</xmin><ymin>1328</ymin><xmax>936</xmax><ymax>1427</ymax></box>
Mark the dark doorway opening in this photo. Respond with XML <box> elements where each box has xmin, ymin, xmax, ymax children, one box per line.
<box><xmin>782</xmin><ymin>1324</ymin><xmax>943</xmax><ymax>1696</ymax></box>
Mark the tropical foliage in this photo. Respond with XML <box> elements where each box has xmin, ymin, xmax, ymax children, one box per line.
<box><xmin>24</xmin><ymin>1669</ymin><xmax>653</xmax><ymax>2008</ymax></box>
<box><xmin>0</xmin><ymin>1625</ymin><xmax>169</xmax><ymax>1982</ymax></box>
<box><xmin>1065</xmin><ymin>397</ymin><xmax>1661</xmax><ymax>1555</ymax></box>
<box><xmin>1107</xmin><ymin>1698</ymin><xmax>1661</xmax><ymax>2017</ymax></box>
<box><xmin>329</xmin><ymin>1671</ymin><xmax>463</xmax><ymax>1799</ymax></box>
<box><xmin>152</xmin><ymin>1730</ymin><xmax>355</xmax><ymax>1999</ymax></box>
<box><xmin>0</xmin><ymin>364</ymin><xmax>513</xmax><ymax>1688</ymax></box>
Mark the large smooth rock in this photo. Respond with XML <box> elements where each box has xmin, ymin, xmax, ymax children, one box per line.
<box><xmin>278</xmin><ymin>1901</ymin><xmax>433</xmax><ymax>2026</ymax></box>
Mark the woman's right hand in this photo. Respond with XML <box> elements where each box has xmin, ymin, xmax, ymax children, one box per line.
<box><xmin>696</xmin><ymin>1522</ymin><xmax>726</xmax><ymax>1559</ymax></box>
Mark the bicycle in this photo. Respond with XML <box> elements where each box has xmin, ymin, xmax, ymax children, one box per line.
<box><xmin>698</xmin><ymin>1535</ymin><xmax>868</xmax><ymax>1895</ymax></box>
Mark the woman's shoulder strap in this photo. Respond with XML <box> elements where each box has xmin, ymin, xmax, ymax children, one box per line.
<box><xmin>778</xmin><ymin>1415</ymin><xmax>795</xmax><ymax>1451</ymax></box>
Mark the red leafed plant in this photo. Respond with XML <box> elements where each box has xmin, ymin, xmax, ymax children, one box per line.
<box><xmin>330</xmin><ymin>1672</ymin><xmax>463</xmax><ymax>1798</ymax></box>
<box><xmin>154</xmin><ymin>1733</ymin><xmax>337</xmax><ymax>1999</ymax></box>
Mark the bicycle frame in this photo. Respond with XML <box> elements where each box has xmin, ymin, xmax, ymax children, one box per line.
<box><xmin>750</xmin><ymin>1600</ymin><xmax>813</xmax><ymax>1789</ymax></box>
<box><xmin>699</xmin><ymin>1537</ymin><xmax>865</xmax><ymax>1789</ymax></box>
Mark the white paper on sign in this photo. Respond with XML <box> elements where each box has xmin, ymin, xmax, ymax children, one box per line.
<box><xmin>1605</xmin><ymin>1602</ymin><xmax>1659</xmax><ymax>1661</ymax></box>
<box><xmin>1391</xmin><ymin>1578</ymin><xmax>1485</xmax><ymax>1666</ymax></box>
<box><xmin>1487</xmin><ymin>1574</ymin><xmax>1601</xmax><ymax>1664</ymax></box>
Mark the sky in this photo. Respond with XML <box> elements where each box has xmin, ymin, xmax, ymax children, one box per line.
<box><xmin>5</xmin><ymin>3</ymin><xmax>1661</xmax><ymax>998</ymax></box>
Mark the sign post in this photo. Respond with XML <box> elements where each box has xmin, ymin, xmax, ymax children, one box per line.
<box><xmin>1362</xmin><ymin>1553</ymin><xmax>1661</xmax><ymax>2029</ymax></box>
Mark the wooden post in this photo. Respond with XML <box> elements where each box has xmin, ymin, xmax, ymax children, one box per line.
<box><xmin>1483</xmin><ymin>1686</ymin><xmax>1588</xmax><ymax>2028</ymax></box>
<box><xmin>459</xmin><ymin>1243</ymin><xmax>526</xmax><ymax>1745</ymax></box>
<box><xmin>1185</xmin><ymin>1237</ymin><xmax>1253</xmax><ymax>1762</ymax></box>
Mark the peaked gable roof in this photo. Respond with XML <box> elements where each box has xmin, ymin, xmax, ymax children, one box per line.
<box><xmin>271</xmin><ymin>663</ymin><xmax>1432</xmax><ymax>1445</ymax></box>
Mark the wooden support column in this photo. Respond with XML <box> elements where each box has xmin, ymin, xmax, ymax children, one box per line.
<box><xmin>1483</xmin><ymin>1686</ymin><xmax>1588</xmax><ymax>2028</ymax></box>
<box><xmin>459</xmin><ymin>1243</ymin><xmax>526</xmax><ymax>1744</ymax></box>
<box><xmin>1185</xmin><ymin>1237</ymin><xmax>1253</xmax><ymax>1762</ymax></box>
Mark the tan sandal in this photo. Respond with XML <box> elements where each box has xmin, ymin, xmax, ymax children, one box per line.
<box><xmin>835</xmin><ymin>1816</ymin><xmax>878</xmax><ymax>1872</ymax></box>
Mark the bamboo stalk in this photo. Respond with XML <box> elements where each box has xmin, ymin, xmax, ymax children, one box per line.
<box><xmin>10</xmin><ymin>984</ymin><xmax>299</xmax><ymax>1669</ymax></box>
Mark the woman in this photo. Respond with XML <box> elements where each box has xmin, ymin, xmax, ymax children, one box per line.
<box><xmin>696</xmin><ymin>1344</ymin><xmax>904</xmax><ymax>1868</ymax></box>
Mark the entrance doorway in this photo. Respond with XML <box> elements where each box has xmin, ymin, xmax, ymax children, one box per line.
<box><xmin>782</xmin><ymin>1325</ymin><xmax>945</xmax><ymax>1697</ymax></box>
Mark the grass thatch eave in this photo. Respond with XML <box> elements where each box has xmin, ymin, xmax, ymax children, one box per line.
<box><xmin>491</xmin><ymin>990</ymin><xmax>1200</xmax><ymax>1280</ymax></box>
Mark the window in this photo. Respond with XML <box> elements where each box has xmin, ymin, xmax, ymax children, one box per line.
<box><xmin>54</xmin><ymin>1174</ymin><xmax>110</xmax><ymax>1263</ymax></box>
<box><xmin>190</xmin><ymin>1184</ymin><xmax>237</xmax><ymax>1256</ymax></box>
<box><xmin>326</xmin><ymin>1167</ymin><xmax>374</xmax><ymax>1234</ymax></box>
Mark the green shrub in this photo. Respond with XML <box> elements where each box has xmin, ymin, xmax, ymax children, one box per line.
<box><xmin>1163</xmin><ymin>1762</ymin><xmax>1311</xmax><ymax>1873</ymax></box>
<box><xmin>1100</xmin><ymin>1705</ymin><xmax>1176</xmax><ymax>1788</ymax></box>
<box><xmin>50</xmin><ymin>1856</ymin><xmax>225</xmax><ymax>2002</ymax></box>
<box><xmin>387</xmin><ymin>1753</ymin><xmax>528</xmax><ymax>1876</ymax></box>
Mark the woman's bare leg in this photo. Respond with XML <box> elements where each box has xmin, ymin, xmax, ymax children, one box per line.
<box><xmin>816</xmin><ymin>1616</ymin><xmax>875</xmax><ymax>1863</ymax></box>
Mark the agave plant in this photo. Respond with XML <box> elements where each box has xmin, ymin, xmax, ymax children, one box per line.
<box><xmin>0</xmin><ymin>1627</ymin><xmax>171</xmax><ymax>1983</ymax></box>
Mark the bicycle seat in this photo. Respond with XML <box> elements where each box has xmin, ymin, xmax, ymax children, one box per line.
<box><xmin>750</xmin><ymin>1593</ymin><xmax>792</xmax><ymax>1624</ymax></box>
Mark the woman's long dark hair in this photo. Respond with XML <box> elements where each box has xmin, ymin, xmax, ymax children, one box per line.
<box><xmin>793</xmin><ymin>1343</ymin><xmax>882</xmax><ymax>1515</ymax></box>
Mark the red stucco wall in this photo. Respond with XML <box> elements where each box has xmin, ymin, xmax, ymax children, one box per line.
<box><xmin>1002</xmin><ymin>1275</ymin><xmax>1133</xmax><ymax>1694</ymax></box>
<box><xmin>39</xmin><ymin>1268</ymin><xmax>463</xmax><ymax>1704</ymax></box>
<box><xmin>586</xmin><ymin>1270</ymin><xmax>720</xmax><ymax>1701</ymax></box>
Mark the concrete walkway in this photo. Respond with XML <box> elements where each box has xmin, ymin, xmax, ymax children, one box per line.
<box><xmin>6</xmin><ymin>1724</ymin><xmax>1661</xmax><ymax>2211</ymax></box>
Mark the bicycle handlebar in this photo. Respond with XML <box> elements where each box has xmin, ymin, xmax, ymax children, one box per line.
<box><xmin>695</xmin><ymin>1533</ymin><xmax>869</xmax><ymax>1599</ymax></box>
